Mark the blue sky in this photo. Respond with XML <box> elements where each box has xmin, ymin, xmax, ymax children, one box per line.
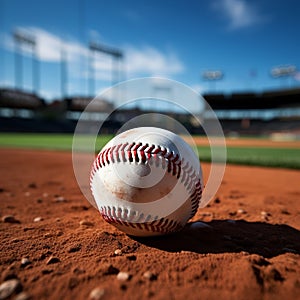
<box><xmin>1</xmin><ymin>0</ymin><xmax>300</xmax><ymax>101</ymax></box>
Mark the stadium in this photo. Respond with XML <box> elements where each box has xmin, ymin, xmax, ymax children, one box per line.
<box><xmin>0</xmin><ymin>1</ymin><xmax>300</xmax><ymax>300</ymax></box>
<box><xmin>1</xmin><ymin>86</ymin><xmax>300</xmax><ymax>136</ymax></box>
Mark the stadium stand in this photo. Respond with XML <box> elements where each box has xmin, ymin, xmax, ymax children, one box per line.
<box><xmin>0</xmin><ymin>88</ymin><xmax>45</xmax><ymax>110</ymax></box>
<box><xmin>203</xmin><ymin>88</ymin><xmax>300</xmax><ymax>110</ymax></box>
<box><xmin>1</xmin><ymin>87</ymin><xmax>300</xmax><ymax>135</ymax></box>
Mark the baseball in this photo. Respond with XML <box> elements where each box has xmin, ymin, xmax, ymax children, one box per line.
<box><xmin>90</xmin><ymin>127</ymin><xmax>203</xmax><ymax>236</ymax></box>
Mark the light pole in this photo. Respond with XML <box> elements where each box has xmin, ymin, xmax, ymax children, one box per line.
<box><xmin>88</xmin><ymin>41</ymin><xmax>123</xmax><ymax>96</ymax></box>
<box><xmin>60</xmin><ymin>44</ymin><xmax>68</xmax><ymax>99</ymax></box>
<box><xmin>202</xmin><ymin>70</ymin><xmax>224</xmax><ymax>92</ymax></box>
<box><xmin>271</xmin><ymin>65</ymin><xmax>296</xmax><ymax>88</ymax></box>
<box><xmin>13</xmin><ymin>30</ymin><xmax>38</xmax><ymax>94</ymax></box>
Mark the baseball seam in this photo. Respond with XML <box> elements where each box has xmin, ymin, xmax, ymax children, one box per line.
<box><xmin>100</xmin><ymin>206</ymin><xmax>183</xmax><ymax>234</ymax></box>
<box><xmin>90</xmin><ymin>142</ymin><xmax>202</xmax><ymax>234</ymax></box>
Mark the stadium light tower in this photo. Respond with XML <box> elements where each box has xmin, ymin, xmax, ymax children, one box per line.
<box><xmin>88</xmin><ymin>41</ymin><xmax>123</xmax><ymax>96</ymax></box>
<box><xmin>60</xmin><ymin>44</ymin><xmax>68</xmax><ymax>99</ymax></box>
<box><xmin>202</xmin><ymin>70</ymin><xmax>224</xmax><ymax>92</ymax></box>
<box><xmin>271</xmin><ymin>65</ymin><xmax>297</xmax><ymax>88</ymax></box>
<box><xmin>13</xmin><ymin>30</ymin><xmax>39</xmax><ymax>94</ymax></box>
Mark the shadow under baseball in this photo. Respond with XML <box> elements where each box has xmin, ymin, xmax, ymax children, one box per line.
<box><xmin>133</xmin><ymin>219</ymin><xmax>300</xmax><ymax>258</ymax></box>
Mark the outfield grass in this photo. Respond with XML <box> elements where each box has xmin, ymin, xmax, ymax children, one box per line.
<box><xmin>197</xmin><ymin>146</ymin><xmax>300</xmax><ymax>169</ymax></box>
<box><xmin>0</xmin><ymin>133</ymin><xmax>299</xmax><ymax>169</ymax></box>
<box><xmin>0</xmin><ymin>133</ymin><xmax>113</xmax><ymax>152</ymax></box>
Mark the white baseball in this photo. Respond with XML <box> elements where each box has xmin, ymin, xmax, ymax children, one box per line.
<box><xmin>90</xmin><ymin>127</ymin><xmax>203</xmax><ymax>237</ymax></box>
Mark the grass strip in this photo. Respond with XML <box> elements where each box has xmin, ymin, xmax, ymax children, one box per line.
<box><xmin>0</xmin><ymin>133</ymin><xmax>299</xmax><ymax>169</ymax></box>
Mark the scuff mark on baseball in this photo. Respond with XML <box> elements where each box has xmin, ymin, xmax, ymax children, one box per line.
<box><xmin>90</xmin><ymin>127</ymin><xmax>203</xmax><ymax>237</ymax></box>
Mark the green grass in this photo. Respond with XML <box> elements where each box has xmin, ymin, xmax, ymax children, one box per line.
<box><xmin>0</xmin><ymin>133</ymin><xmax>299</xmax><ymax>169</ymax></box>
<box><xmin>0</xmin><ymin>133</ymin><xmax>112</xmax><ymax>151</ymax></box>
<box><xmin>197</xmin><ymin>146</ymin><xmax>300</xmax><ymax>169</ymax></box>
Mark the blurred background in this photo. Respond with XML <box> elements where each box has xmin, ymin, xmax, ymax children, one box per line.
<box><xmin>0</xmin><ymin>0</ymin><xmax>300</xmax><ymax>137</ymax></box>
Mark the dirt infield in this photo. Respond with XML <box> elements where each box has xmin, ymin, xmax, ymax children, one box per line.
<box><xmin>0</xmin><ymin>149</ymin><xmax>300</xmax><ymax>300</ymax></box>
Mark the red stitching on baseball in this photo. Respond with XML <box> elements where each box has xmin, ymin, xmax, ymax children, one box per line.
<box><xmin>100</xmin><ymin>208</ymin><xmax>183</xmax><ymax>234</ymax></box>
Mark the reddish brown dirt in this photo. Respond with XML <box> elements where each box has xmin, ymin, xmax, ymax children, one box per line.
<box><xmin>0</xmin><ymin>148</ymin><xmax>300</xmax><ymax>300</ymax></box>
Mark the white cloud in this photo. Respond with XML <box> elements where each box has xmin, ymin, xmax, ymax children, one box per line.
<box><xmin>124</xmin><ymin>46</ymin><xmax>184</xmax><ymax>77</ymax></box>
<box><xmin>82</xmin><ymin>44</ymin><xmax>184</xmax><ymax>79</ymax></box>
<box><xmin>212</xmin><ymin>0</ymin><xmax>268</xmax><ymax>30</ymax></box>
<box><xmin>32</xmin><ymin>28</ymin><xmax>64</xmax><ymax>61</ymax></box>
<box><xmin>30</xmin><ymin>27</ymin><xmax>89</xmax><ymax>62</ymax></box>
<box><xmin>3</xmin><ymin>27</ymin><xmax>88</xmax><ymax>62</ymax></box>
<box><xmin>2</xmin><ymin>27</ymin><xmax>184</xmax><ymax>83</ymax></box>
